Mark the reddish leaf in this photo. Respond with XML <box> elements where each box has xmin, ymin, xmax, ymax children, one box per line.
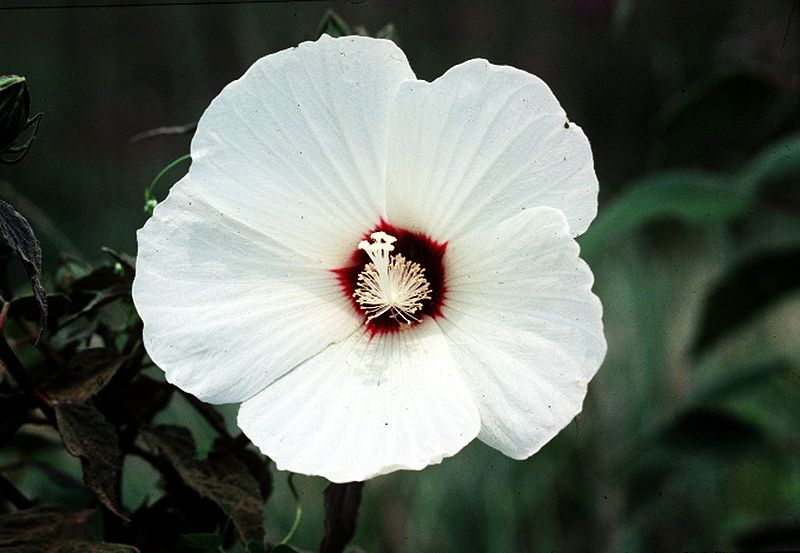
<box><xmin>0</xmin><ymin>199</ymin><xmax>47</xmax><ymax>333</ymax></box>
<box><xmin>0</xmin><ymin>506</ymin><xmax>138</xmax><ymax>552</ymax></box>
<box><xmin>55</xmin><ymin>403</ymin><xmax>126</xmax><ymax>520</ymax></box>
<box><xmin>320</xmin><ymin>482</ymin><xmax>365</xmax><ymax>553</ymax></box>
<box><xmin>142</xmin><ymin>425</ymin><xmax>264</xmax><ymax>544</ymax></box>
<box><xmin>44</xmin><ymin>348</ymin><xmax>125</xmax><ymax>403</ymax></box>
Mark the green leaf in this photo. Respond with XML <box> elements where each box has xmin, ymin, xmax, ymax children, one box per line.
<box><xmin>316</xmin><ymin>9</ymin><xmax>352</xmax><ymax>38</ymax></box>
<box><xmin>578</xmin><ymin>171</ymin><xmax>749</xmax><ymax>257</ymax></box>
<box><xmin>660</xmin><ymin>407</ymin><xmax>765</xmax><ymax>457</ymax></box>
<box><xmin>7</xmin><ymin>292</ymin><xmax>69</xmax><ymax>331</ymax></box>
<box><xmin>102</xmin><ymin>247</ymin><xmax>137</xmax><ymax>278</ymax></box>
<box><xmin>375</xmin><ymin>23</ymin><xmax>398</xmax><ymax>42</ymax></box>
<box><xmin>171</xmin><ymin>533</ymin><xmax>223</xmax><ymax>553</ymax></box>
<box><xmin>320</xmin><ymin>482</ymin><xmax>365</xmax><ymax>553</ymax></box>
<box><xmin>142</xmin><ymin>425</ymin><xmax>265</xmax><ymax>544</ymax></box>
<box><xmin>741</xmin><ymin>133</ymin><xmax>800</xmax><ymax>188</ymax></box>
<box><xmin>692</xmin><ymin>359</ymin><xmax>794</xmax><ymax>405</ymax></box>
<box><xmin>245</xmin><ymin>541</ymin><xmax>268</xmax><ymax>553</ymax></box>
<box><xmin>60</xmin><ymin>283</ymin><xmax>130</xmax><ymax>327</ymax></box>
<box><xmin>624</xmin><ymin>452</ymin><xmax>677</xmax><ymax>514</ymax></box>
<box><xmin>0</xmin><ymin>198</ymin><xmax>47</xmax><ymax>333</ymax></box>
<box><xmin>270</xmin><ymin>545</ymin><xmax>299</xmax><ymax>553</ymax></box>
<box><xmin>68</xmin><ymin>264</ymin><xmax>129</xmax><ymax>293</ymax></box>
<box><xmin>693</xmin><ymin>247</ymin><xmax>800</xmax><ymax>352</ymax></box>
<box><xmin>0</xmin><ymin>74</ymin><xmax>42</xmax><ymax>164</ymax></box>
<box><xmin>739</xmin><ymin>132</ymin><xmax>800</xmax><ymax>210</ymax></box>
<box><xmin>55</xmin><ymin>403</ymin><xmax>127</xmax><ymax>520</ymax></box>
<box><xmin>735</xmin><ymin>515</ymin><xmax>800</xmax><ymax>550</ymax></box>
<box><xmin>656</xmin><ymin>71</ymin><xmax>799</xmax><ymax>166</ymax></box>
<box><xmin>54</xmin><ymin>255</ymin><xmax>91</xmax><ymax>291</ymax></box>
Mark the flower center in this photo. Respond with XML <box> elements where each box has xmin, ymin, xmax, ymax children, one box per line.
<box><xmin>332</xmin><ymin>220</ymin><xmax>448</xmax><ymax>337</ymax></box>
<box><xmin>353</xmin><ymin>232</ymin><xmax>432</xmax><ymax>324</ymax></box>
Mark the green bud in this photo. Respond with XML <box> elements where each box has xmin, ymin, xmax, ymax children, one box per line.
<box><xmin>375</xmin><ymin>23</ymin><xmax>398</xmax><ymax>42</ymax></box>
<box><xmin>0</xmin><ymin>75</ymin><xmax>30</xmax><ymax>153</ymax></box>
<box><xmin>144</xmin><ymin>198</ymin><xmax>158</xmax><ymax>216</ymax></box>
<box><xmin>316</xmin><ymin>9</ymin><xmax>352</xmax><ymax>39</ymax></box>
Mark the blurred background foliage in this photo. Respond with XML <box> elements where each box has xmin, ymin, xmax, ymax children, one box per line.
<box><xmin>1</xmin><ymin>0</ymin><xmax>799</xmax><ymax>552</ymax></box>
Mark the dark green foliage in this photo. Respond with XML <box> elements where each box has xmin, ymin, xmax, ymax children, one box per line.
<box><xmin>660</xmin><ymin>407</ymin><xmax>765</xmax><ymax>457</ymax></box>
<box><xmin>0</xmin><ymin>75</ymin><xmax>43</xmax><ymax>164</ymax></box>
<box><xmin>44</xmin><ymin>348</ymin><xmax>126</xmax><ymax>403</ymax></box>
<box><xmin>579</xmin><ymin>171</ymin><xmax>749</xmax><ymax>257</ymax></box>
<box><xmin>270</xmin><ymin>545</ymin><xmax>300</xmax><ymax>553</ymax></box>
<box><xmin>735</xmin><ymin>515</ymin><xmax>800</xmax><ymax>551</ymax></box>
<box><xmin>0</xmin><ymin>199</ymin><xmax>46</xmax><ymax>332</ymax></box>
<box><xmin>0</xmin><ymin>76</ymin><xmax>31</xmax><ymax>153</ymax></box>
<box><xmin>0</xmin><ymin>209</ymin><xmax>279</xmax><ymax>550</ymax></box>
<box><xmin>8</xmin><ymin>293</ymin><xmax>69</xmax><ymax>333</ymax></box>
<box><xmin>142</xmin><ymin>425</ymin><xmax>265</xmax><ymax>545</ymax></box>
<box><xmin>0</xmin><ymin>246</ymin><xmax>278</xmax><ymax>551</ymax></box>
<box><xmin>55</xmin><ymin>402</ymin><xmax>126</xmax><ymax>520</ymax></box>
<box><xmin>316</xmin><ymin>10</ymin><xmax>353</xmax><ymax>39</ymax></box>
<box><xmin>691</xmin><ymin>359</ymin><xmax>794</xmax><ymax>405</ymax></box>
<box><xmin>656</xmin><ymin>72</ymin><xmax>799</xmax><ymax>168</ymax></box>
<box><xmin>693</xmin><ymin>247</ymin><xmax>800</xmax><ymax>351</ymax></box>
<box><xmin>742</xmin><ymin>134</ymin><xmax>800</xmax><ymax>200</ymax></box>
<box><xmin>0</xmin><ymin>506</ymin><xmax>138</xmax><ymax>552</ymax></box>
<box><xmin>171</xmin><ymin>533</ymin><xmax>224</xmax><ymax>553</ymax></box>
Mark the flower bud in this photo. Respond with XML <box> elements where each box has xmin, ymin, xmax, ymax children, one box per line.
<box><xmin>0</xmin><ymin>75</ymin><xmax>31</xmax><ymax>153</ymax></box>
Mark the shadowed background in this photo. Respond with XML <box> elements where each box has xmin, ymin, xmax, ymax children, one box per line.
<box><xmin>1</xmin><ymin>1</ymin><xmax>799</xmax><ymax>552</ymax></box>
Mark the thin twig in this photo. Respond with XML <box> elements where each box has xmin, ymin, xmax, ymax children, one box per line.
<box><xmin>0</xmin><ymin>330</ymin><xmax>56</xmax><ymax>427</ymax></box>
<box><xmin>0</xmin><ymin>301</ymin><xmax>10</xmax><ymax>334</ymax></box>
<box><xmin>129</xmin><ymin>121</ymin><xmax>197</xmax><ymax>144</ymax></box>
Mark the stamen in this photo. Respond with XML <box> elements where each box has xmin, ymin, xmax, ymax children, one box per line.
<box><xmin>354</xmin><ymin>232</ymin><xmax>432</xmax><ymax>325</ymax></box>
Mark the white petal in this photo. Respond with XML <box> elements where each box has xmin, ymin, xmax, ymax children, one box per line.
<box><xmin>237</xmin><ymin>323</ymin><xmax>480</xmax><ymax>483</ymax></box>
<box><xmin>385</xmin><ymin>59</ymin><xmax>598</xmax><ymax>239</ymax></box>
<box><xmin>438</xmin><ymin>207</ymin><xmax>606</xmax><ymax>459</ymax></box>
<box><xmin>133</xmin><ymin>179</ymin><xmax>360</xmax><ymax>404</ymax></box>
<box><xmin>188</xmin><ymin>35</ymin><xmax>416</xmax><ymax>265</ymax></box>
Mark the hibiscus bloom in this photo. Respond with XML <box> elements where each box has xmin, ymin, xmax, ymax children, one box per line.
<box><xmin>133</xmin><ymin>34</ymin><xmax>606</xmax><ymax>483</ymax></box>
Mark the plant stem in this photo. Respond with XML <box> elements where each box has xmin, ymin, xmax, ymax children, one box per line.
<box><xmin>279</xmin><ymin>473</ymin><xmax>303</xmax><ymax>546</ymax></box>
<box><xmin>0</xmin><ymin>328</ymin><xmax>56</xmax><ymax>427</ymax></box>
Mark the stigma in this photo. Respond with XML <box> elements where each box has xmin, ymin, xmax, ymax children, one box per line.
<box><xmin>353</xmin><ymin>232</ymin><xmax>432</xmax><ymax>325</ymax></box>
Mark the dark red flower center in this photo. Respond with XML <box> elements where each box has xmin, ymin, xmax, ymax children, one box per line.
<box><xmin>332</xmin><ymin>220</ymin><xmax>447</xmax><ymax>337</ymax></box>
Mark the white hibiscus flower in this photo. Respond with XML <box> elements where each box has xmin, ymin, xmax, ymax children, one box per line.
<box><xmin>132</xmin><ymin>34</ymin><xmax>606</xmax><ymax>483</ymax></box>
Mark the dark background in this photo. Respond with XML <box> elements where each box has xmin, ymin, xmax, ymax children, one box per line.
<box><xmin>3</xmin><ymin>0</ymin><xmax>795</xmax><ymax>266</ymax></box>
<box><xmin>1</xmin><ymin>1</ymin><xmax>799</xmax><ymax>552</ymax></box>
